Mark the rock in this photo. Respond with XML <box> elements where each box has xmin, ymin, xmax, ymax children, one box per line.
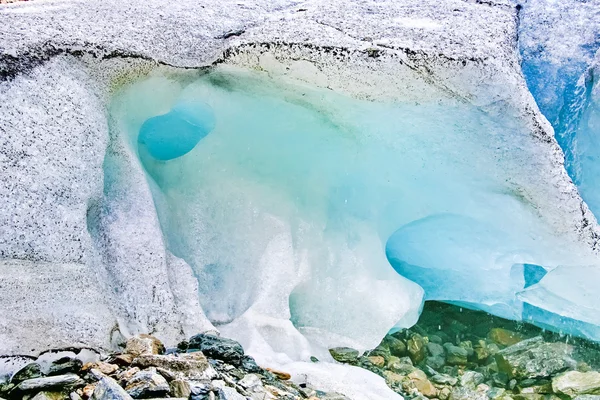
<box><xmin>383</xmin><ymin>371</ymin><xmax>405</xmax><ymax>387</ymax></box>
<box><xmin>460</xmin><ymin>371</ymin><xmax>485</xmax><ymax>388</ymax></box>
<box><xmin>367</xmin><ymin>356</ymin><xmax>386</xmax><ymax>368</ymax></box>
<box><xmin>322</xmin><ymin>393</ymin><xmax>351</xmax><ymax>400</ymax></box>
<box><xmin>92</xmin><ymin>376</ymin><xmax>133</xmax><ymax>400</ymax></box>
<box><xmin>445</xmin><ymin>344</ymin><xmax>469</xmax><ymax>365</ymax></box>
<box><xmin>111</xmin><ymin>355</ymin><xmax>134</xmax><ymax>367</ymax></box>
<box><xmin>241</xmin><ymin>355</ymin><xmax>261</xmax><ymax>373</ymax></box>
<box><xmin>408</xmin><ymin>334</ymin><xmax>428</xmax><ymax>364</ymax></box>
<box><xmin>70</xmin><ymin>392</ymin><xmax>83</xmax><ymax>400</ymax></box>
<box><xmin>82</xmin><ymin>362</ymin><xmax>119</xmax><ymax>376</ymax></box>
<box><xmin>409</xmin><ymin>369</ymin><xmax>438</xmax><ymax>398</ymax></box>
<box><xmin>489</xmin><ymin>329</ymin><xmax>525</xmax><ymax>347</ymax></box>
<box><xmin>125</xmin><ymin>335</ymin><xmax>165</xmax><ymax>357</ymax></box>
<box><xmin>495</xmin><ymin>337</ymin><xmax>575</xmax><ymax>379</ymax></box>
<box><xmin>132</xmin><ymin>353</ymin><xmax>218</xmax><ymax>380</ymax></box>
<box><xmin>11</xmin><ymin>363</ymin><xmax>42</xmax><ymax>384</ymax></box>
<box><xmin>83</xmin><ymin>384</ymin><xmax>96</xmax><ymax>398</ymax></box>
<box><xmin>450</xmin><ymin>387</ymin><xmax>488</xmax><ymax>400</ymax></box>
<box><xmin>428</xmin><ymin>343</ymin><xmax>446</xmax><ymax>358</ymax></box>
<box><xmin>116</xmin><ymin>368</ymin><xmax>140</xmax><ymax>382</ymax></box>
<box><xmin>427</xmin><ymin>355</ymin><xmax>446</xmax><ymax>370</ymax></box>
<box><xmin>265</xmin><ymin>368</ymin><xmax>291</xmax><ymax>380</ymax></box>
<box><xmin>388</xmin><ymin>356</ymin><xmax>416</xmax><ymax>375</ymax></box>
<box><xmin>386</xmin><ymin>337</ymin><xmax>408</xmax><ymax>357</ymax></box>
<box><xmin>491</xmin><ymin>372</ymin><xmax>509</xmax><ymax>388</ymax></box>
<box><xmin>31</xmin><ymin>392</ymin><xmax>64</xmax><ymax>400</ymax></box>
<box><xmin>474</xmin><ymin>341</ymin><xmax>490</xmax><ymax>363</ymax></box>
<box><xmin>239</xmin><ymin>374</ymin><xmax>262</xmax><ymax>389</ymax></box>
<box><xmin>431</xmin><ymin>374</ymin><xmax>458</xmax><ymax>386</ymax></box>
<box><xmin>48</xmin><ymin>357</ymin><xmax>84</xmax><ymax>376</ymax></box>
<box><xmin>219</xmin><ymin>387</ymin><xmax>246</xmax><ymax>400</ymax></box>
<box><xmin>188</xmin><ymin>334</ymin><xmax>245</xmax><ymax>366</ymax></box>
<box><xmin>574</xmin><ymin>396</ymin><xmax>600</xmax><ymax>400</ymax></box>
<box><xmin>518</xmin><ymin>381</ymin><xmax>552</xmax><ymax>394</ymax></box>
<box><xmin>16</xmin><ymin>374</ymin><xmax>84</xmax><ymax>393</ymax></box>
<box><xmin>487</xmin><ymin>388</ymin><xmax>506</xmax><ymax>399</ymax></box>
<box><xmin>170</xmin><ymin>379</ymin><xmax>191</xmax><ymax>398</ymax></box>
<box><xmin>125</xmin><ymin>368</ymin><xmax>170</xmax><ymax>398</ymax></box>
<box><xmin>552</xmin><ymin>371</ymin><xmax>600</xmax><ymax>397</ymax></box>
<box><xmin>440</xmin><ymin>387</ymin><xmax>452</xmax><ymax>400</ymax></box>
<box><xmin>329</xmin><ymin>347</ymin><xmax>360</xmax><ymax>364</ymax></box>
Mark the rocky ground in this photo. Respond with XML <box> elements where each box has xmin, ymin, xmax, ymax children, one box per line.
<box><xmin>0</xmin><ymin>333</ymin><xmax>348</xmax><ymax>400</ymax></box>
<box><xmin>330</xmin><ymin>302</ymin><xmax>600</xmax><ymax>400</ymax></box>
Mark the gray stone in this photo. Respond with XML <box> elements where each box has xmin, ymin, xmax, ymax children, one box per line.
<box><xmin>450</xmin><ymin>387</ymin><xmax>488</xmax><ymax>400</ymax></box>
<box><xmin>125</xmin><ymin>368</ymin><xmax>169</xmax><ymax>398</ymax></box>
<box><xmin>445</xmin><ymin>345</ymin><xmax>469</xmax><ymax>365</ymax></box>
<box><xmin>125</xmin><ymin>335</ymin><xmax>165</xmax><ymax>357</ymax></box>
<box><xmin>552</xmin><ymin>371</ymin><xmax>600</xmax><ymax>397</ymax></box>
<box><xmin>427</xmin><ymin>356</ymin><xmax>446</xmax><ymax>370</ymax></box>
<box><xmin>47</xmin><ymin>357</ymin><xmax>83</xmax><ymax>376</ymax></box>
<box><xmin>189</xmin><ymin>334</ymin><xmax>245</xmax><ymax>365</ymax></box>
<box><xmin>219</xmin><ymin>387</ymin><xmax>246</xmax><ymax>400</ymax></box>
<box><xmin>460</xmin><ymin>371</ymin><xmax>485</xmax><ymax>388</ymax></box>
<box><xmin>428</xmin><ymin>343</ymin><xmax>445</xmax><ymax>358</ymax></box>
<box><xmin>170</xmin><ymin>379</ymin><xmax>191</xmax><ymax>398</ymax></box>
<box><xmin>31</xmin><ymin>392</ymin><xmax>65</xmax><ymax>400</ymax></box>
<box><xmin>495</xmin><ymin>337</ymin><xmax>576</xmax><ymax>379</ymax></box>
<box><xmin>16</xmin><ymin>374</ymin><xmax>84</xmax><ymax>392</ymax></box>
<box><xmin>431</xmin><ymin>374</ymin><xmax>458</xmax><ymax>386</ymax></box>
<box><xmin>92</xmin><ymin>376</ymin><xmax>133</xmax><ymax>400</ymax></box>
<box><xmin>329</xmin><ymin>347</ymin><xmax>360</xmax><ymax>364</ymax></box>
<box><xmin>487</xmin><ymin>388</ymin><xmax>505</xmax><ymax>399</ymax></box>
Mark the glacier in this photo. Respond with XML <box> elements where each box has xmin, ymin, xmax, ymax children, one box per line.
<box><xmin>2</xmin><ymin>0</ymin><xmax>600</xmax><ymax>397</ymax></box>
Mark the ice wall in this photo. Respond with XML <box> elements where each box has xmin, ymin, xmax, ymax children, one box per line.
<box><xmin>110</xmin><ymin>66</ymin><xmax>600</xmax><ymax>359</ymax></box>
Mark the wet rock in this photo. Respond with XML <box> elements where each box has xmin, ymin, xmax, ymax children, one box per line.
<box><xmin>495</xmin><ymin>337</ymin><xmax>575</xmax><ymax>379</ymax></box>
<box><xmin>409</xmin><ymin>369</ymin><xmax>438</xmax><ymax>398</ymax></box>
<box><xmin>189</xmin><ymin>333</ymin><xmax>245</xmax><ymax>366</ymax></box>
<box><xmin>428</xmin><ymin>343</ymin><xmax>446</xmax><ymax>358</ymax></box>
<box><xmin>132</xmin><ymin>353</ymin><xmax>218</xmax><ymax>380</ymax></box>
<box><xmin>427</xmin><ymin>355</ymin><xmax>446</xmax><ymax>370</ymax></box>
<box><xmin>445</xmin><ymin>344</ymin><xmax>469</xmax><ymax>365</ymax></box>
<box><xmin>408</xmin><ymin>334</ymin><xmax>428</xmax><ymax>364</ymax></box>
<box><xmin>460</xmin><ymin>371</ymin><xmax>485</xmax><ymax>388</ymax></box>
<box><xmin>91</xmin><ymin>375</ymin><xmax>132</xmax><ymax>400</ymax></box>
<box><xmin>474</xmin><ymin>341</ymin><xmax>490</xmax><ymax>363</ymax></box>
<box><xmin>489</xmin><ymin>329</ymin><xmax>525</xmax><ymax>347</ymax></box>
<box><xmin>388</xmin><ymin>356</ymin><xmax>416</xmax><ymax>374</ymax></box>
<box><xmin>16</xmin><ymin>374</ymin><xmax>84</xmax><ymax>393</ymax></box>
<box><xmin>10</xmin><ymin>363</ymin><xmax>42</xmax><ymax>384</ymax></box>
<box><xmin>552</xmin><ymin>371</ymin><xmax>600</xmax><ymax>397</ymax></box>
<box><xmin>386</xmin><ymin>336</ymin><xmax>408</xmax><ymax>357</ymax></box>
<box><xmin>48</xmin><ymin>357</ymin><xmax>83</xmax><ymax>376</ymax></box>
<box><xmin>31</xmin><ymin>392</ymin><xmax>64</xmax><ymax>400</ymax></box>
<box><xmin>329</xmin><ymin>347</ymin><xmax>359</xmax><ymax>364</ymax></box>
<box><xmin>125</xmin><ymin>335</ymin><xmax>165</xmax><ymax>357</ymax></box>
<box><xmin>124</xmin><ymin>368</ymin><xmax>169</xmax><ymax>398</ymax></box>
<box><xmin>170</xmin><ymin>379</ymin><xmax>191</xmax><ymax>398</ymax></box>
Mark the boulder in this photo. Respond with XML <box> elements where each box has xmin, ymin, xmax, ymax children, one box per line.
<box><xmin>460</xmin><ymin>371</ymin><xmax>485</xmax><ymax>388</ymax></box>
<box><xmin>386</xmin><ymin>337</ymin><xmax>407</xmax><ymax>357</ymax></box>
<box><xmin>445</xmin><ymin>344</ymin><xmax>469</xmax><ymax>365</ymax></box>
<box><xmin>450</xmin><ymin>387</ymin><xmax>488</xmax><ymax>400</ymax></box>
<box><xmin>408</xmin><ymin>369</ymin><xmax>438</xmax><ymax>398</ymax></box>
<box><xmin>170</xmin><ymin>379</ymin><xmax>191</xmax><ymax>398</ymax></box>
<box><xmin>188</xmin><ymin>334</ymin><xmax>245</xmax><ymax>365</ymax></box>
<box><xmin>47</xmin><ymin>357</ymin><xmax>83</xmax><ymax>376</ymax></box>
<box><xmin>125</xmin><ymin>335</ymin><xmax>165</xmax><ymax>357</ymax></box>
<box><xmin>329</xmin><ymin>347</ymin><xmax>359</xmax><ymax>364</ymax></box>
<box><xmin>408</xmin><ymin>334</ymin><xmax>427</xmax><ymax>364</ymax></box>
<box><xmin>16</xmin><ymin>374</ymin><xmax>84</xmax><ymax>393</ymax></box>
<box><xmin>132</xmin><ymin>353</ymin><xmax>218</xmax><ymax>380</ymax></box>
<box><xmin>495</xmin><ymin>337</ymin><xmax>575</xmax><ymax>379</ymax></box>
<box><xmin>125</xmin><ymin>368</ymin><xmax>170</xmax><ymax>398</ymax></box>
<box><xmin>31</xmin><ymin>392</ymin><xmax>64</xmax><ymax>400</ymax></box>
<box><xmin>92</xmin><ymin>376</ymin><xmax>133</xmax><ymax>400</ymax></box>
<box><xmin>219</xmin><ymin>386</ymin><xmax>246</xmax><ymax>400</ymax></box>
<box><xmin>427</xmin><ymin>343</ymin><xmax>445</xmax><ymax>358</ymax></box>
<box><xmin>552</xmin><ymin>371</ymin><xmax>600</xmax><ymax>397</ymax></box>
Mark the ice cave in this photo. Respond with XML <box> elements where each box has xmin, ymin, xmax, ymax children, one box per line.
<box><xmin>1</xmin><ymin>0</ymin><xmax>600</xmax><ymax>399</ymax></box>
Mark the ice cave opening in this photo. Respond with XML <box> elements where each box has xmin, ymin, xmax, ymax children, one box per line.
<box><xmin>108</xmin><ymin>65</ymin><xmax>600</xmax><ymax>358</ymax></box>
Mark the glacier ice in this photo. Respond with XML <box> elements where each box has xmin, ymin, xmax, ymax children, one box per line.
<box><xmin>108</xmin><ymin>65</ymin><xmax>600</xmax><ymax>360</ymax></box>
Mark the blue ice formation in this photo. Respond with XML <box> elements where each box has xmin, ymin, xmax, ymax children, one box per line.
<box><xmin>519</xmin><ymin>0</ymin><xmax>600</xmax><ymax>214</ymax></box>
<box><xmin>110</xmin><ymin>66</ymin><xmax>600</xmax><ymax>348</ymax></box>
<box><xmin>138</xmin><ymin>101</ymin><xmax>215</xmax><ymax>160</ymax></box>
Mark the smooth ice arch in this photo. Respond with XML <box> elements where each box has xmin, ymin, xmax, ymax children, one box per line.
<box><xmin>108</xmin><ymin>65</ymin><xmax>600</xmax><ymax>362</ymax></box>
